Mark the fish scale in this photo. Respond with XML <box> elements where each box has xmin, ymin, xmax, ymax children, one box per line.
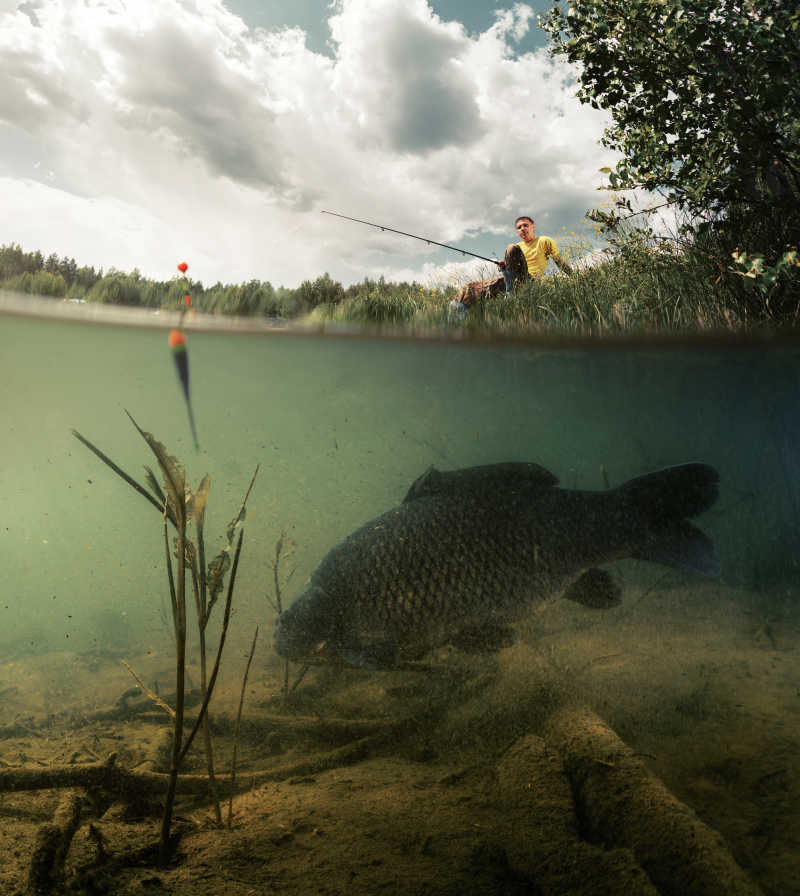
<box><xmin>274</xmin><ymin>461</ymin><xmax>720</xmax><ymax>668</ymax></box>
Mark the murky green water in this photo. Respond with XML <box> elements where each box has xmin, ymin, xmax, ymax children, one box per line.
<box><xmin>3</xmin><ymin>309</ymin><xmax>798</xmax><ymax>654</ymax></box>
<box><xmin>1</xmin><ymin>303</ymin><xmax>799</xmax><ymax>894</ymax></box>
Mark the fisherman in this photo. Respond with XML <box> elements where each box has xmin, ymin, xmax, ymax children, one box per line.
<box><xmin>449</xmin><ymin>216</ymin><xmax>572</xmax><ymax>317</ymax></box>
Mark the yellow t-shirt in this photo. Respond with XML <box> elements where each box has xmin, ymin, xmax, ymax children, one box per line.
<box><xmin>517</xmin><ymin>236</ymin><xmax>559</xmax><ymax>277</ymax></box>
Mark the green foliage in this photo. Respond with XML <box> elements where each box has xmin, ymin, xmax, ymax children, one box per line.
<box><xmin>0</xmin><ymin>243</ymin><xmax>43</xmax><ymax>279</ymax></box>
<box><xmin>467</xmin><ymin>252</ymin><xmax>711</xmax><ymax>334</ymax></box>
<box><xmin>541</xmin><ymin>0</ymin><xmax>800</xmax><ymax>217</ymax></box>
<box><xmin>0</xmin><ymin>232</ymin><xmax>791</xmax><ymax>332</ymax></box>
<box><xmin>3</xmin><ymin>269</ymin><xmax>67</xmax><ymax>297</ymax></box>
<box><xmin>335</xmin><ymin>288</ymin><xmax>421</xmax><ymax>325</ymax></box>
<box><xmin>684</xmin><ymin>202</ymin><xmax>799</xmax><ymax>318</ymax></box>
<box><xmin>208</xmin><ymin>279</ymin><xmax>280</xmax><ymax>316</ymax></box>
<box><xmin>304</xmin><ymin>228</ymin><xmax>792</xmax><ymax>334</ymax></box>
<box><xmin>0</xmin><ymin>242</ymin><xmax>100</xmax><ymax>294</ymax></box>
<box><xmin>86</xmin><ymin>269</ymin><xmax>144</xmax><ymax>305</ymax></box>
<box><xmin>293</xmin><ymin>273</ymin><xmax>345</xmax><ymax>313</ymax></box>
<box><xmin>541</xmin><ymin>0</ymin><xmax>800</xmax><ymax>318</ymax></box>
<box><xmin>310</xmin><ymin>276</ymin><xmax>448</xmax><ymax>326</ymax></box>
<box><xmin>731</xmin><ymin>246</ymin><xmax>800</xmax><ymax>307</ymax></box>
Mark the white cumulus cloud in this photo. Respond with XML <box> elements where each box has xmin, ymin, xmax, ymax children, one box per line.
<box><xmin>0</xmin><ymin>0</ymin><xmax>615</xmax><ymax>287</ymax></box>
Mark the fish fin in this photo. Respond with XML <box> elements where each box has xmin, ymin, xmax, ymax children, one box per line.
<box><xmin>632</xmin><ymin>521</ymin><xmax>721</xmax><ymax>578</ymax></box>
<box><xmin>338</xmin><ymin>642</ymin><xmax>399</xmax><ymax>669</ymax></box>
<box><xmin>564</xmin><ymin>568</ymin><xmax>621</xmax><ymax>609</ymax></box>
<box><xmin>403</xmin><ymin>462</ymin><xmax>558</xmax><ymax>503</ymax></box>
<box><xmin>403</xmin><ymin>466</ymin><xmax>442</xmax><ymax>502</ymax></box>
<box><xmin>618</xmin><ymin>463</ymin><xmax>719</xmax><ymax>519</ymax></box>
<box><xmin>450</xmin><ymin>622</ymin><xmax>516</xmax><ymax>653</ymax></box>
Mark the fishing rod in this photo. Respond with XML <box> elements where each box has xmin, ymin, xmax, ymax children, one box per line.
<box><xmin>321</xmin><ymin>210</ymin><xmax>500</xmax><ymax>265</ymax></box>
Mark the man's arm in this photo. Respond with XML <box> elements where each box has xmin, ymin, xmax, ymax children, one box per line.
<box><xmin>553</xmin><ymin>253</ymin><xmax>572</xmax><ymax>275</ymax></box>
<box><xmin>546</xmin><ymin>238</ymin><xmax>572</xmax><ymax>275</ymax></box>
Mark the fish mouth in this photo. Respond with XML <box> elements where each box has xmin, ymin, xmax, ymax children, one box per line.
<box><xmin>273</xmin><ymin>615</ymin><xmax>314</xmax><ymax>661</ymax></box>
<box><xmin>273</xmin><ymin>584</ymin><xmax>336</xmax><ymax>660</ymax></box>
<box><xmin>273</xmin><ymin>620</ymin><xmax>334</xmax><ymax>664</ymax></box>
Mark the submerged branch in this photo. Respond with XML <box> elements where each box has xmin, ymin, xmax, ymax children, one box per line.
<box><xmin>26</xmin><ymin>787</ymin><xmax>87</xmax><ymax>895</ymax></box>
<box><xmin>544</xmin><ymin>706</ymin><xmax>763</xmax><ymax>896</ymax></box>
<box><xmin>0</xmin><ymin>723</ymin><xmax>408</xmax><ymax>800</ymax></box>
<box><xmin>120</xmin><ymin>660</ymin><xmax>175</xmax><ymax>719</ymax></box>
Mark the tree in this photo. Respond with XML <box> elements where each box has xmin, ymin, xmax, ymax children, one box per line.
<box><xmin>0</xmin><ymin>243</ymin><xmax>44</xmax><ymax>279</ymax></box>
<box><xmin>541</xmin><ymin>0</ymin><xmax>799</xmax><ymax>218</ymax></box>
<box><xmin>73</xmin><ymin>264</ymin><xmax>101</xmax><ymax>293</ymax></box>
<box><xmin>294</xmin><ymin>273</ymin><xmax>345</xmax><ymax>312</ymax></box>
<box><xmin>86</xmin><ymin>271</ymin><xmax>143</xmax><ymax>305</ymax></box>
<box><xmin>3</xmin><ymin>270</ymin><xmax>67</xmax><ymax>297</ymax></box>
<box><xmin>58</xmin><ymin>256</ymin><xmax>78</xmax><ymax>286</ymax></box>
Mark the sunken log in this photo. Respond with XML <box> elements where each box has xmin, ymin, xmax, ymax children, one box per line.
<box><xmin>544</xmin><ymin>706</ymin><xmax>763</xmax><ymax>896</ymax></box>
<box><xmin>26</xmin><ymin>788</ymin><xmax>86</xmax><ymax>895</ymax></box>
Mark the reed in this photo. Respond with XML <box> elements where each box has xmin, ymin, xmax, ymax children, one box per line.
<box><xmin>265</xmin><ymin>530</ymin><xmax>298</xmax><ymax>703</ymax></box>
<box><xmin>308</xmin><ymin>228</ymin><xmax>796</xmax><ymax>334</ymax></box>
<box><xmin>73</xmin><ymin>416</ymin><xmax>257</xmax><ymax>862</ymax></box>
<box><xmin>228</xmin><ymin>625</ymin><xmax>259</xmax><ymax>828</ymax></box>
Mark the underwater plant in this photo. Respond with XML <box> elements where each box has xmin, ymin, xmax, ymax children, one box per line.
<box><xmin>264</xmin><ymin>529</ymin><xmax>298</xmax><ymax>702</ymax></box>
<box><xmin>228</xmin><ymin>624</ymin><xmax>259</xmax><ymax>828</ymax></box>
<box><xmin>73</xmin><ymin>414</ymin><xmax>257</xmax><ymax>862</ymax></box>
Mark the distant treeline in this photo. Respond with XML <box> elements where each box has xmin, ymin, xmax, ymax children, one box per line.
<box><xmin>0</xmin><ymin>242</ymin><xmax>433</xmax><ymax>317</ymax></box>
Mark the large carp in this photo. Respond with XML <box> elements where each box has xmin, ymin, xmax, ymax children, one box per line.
<box><xmin>274</xmin><ymin>462</ymin><xmax>719</xmax><ymax>667</ymax></box>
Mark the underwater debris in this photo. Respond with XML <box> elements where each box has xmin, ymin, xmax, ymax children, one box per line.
<box><xmin>544</xmin><ymin>707</ymin><xmax>763</xmax><ymax>896</ymax></box>
<box><xmin>26</xmin><ymin>787</ymin><xmax>86</xmax><ymax>895</ymax></box>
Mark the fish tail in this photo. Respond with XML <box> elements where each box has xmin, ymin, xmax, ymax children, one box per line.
<box><xmin>618</xmin><ymin>464</ymin><xmax>720</xmax><ymax>577</ymax></box>
<box><xmin>617</xmin><ymin>463</ymin><xmax>719</xmax><ymax>519</ymax></box>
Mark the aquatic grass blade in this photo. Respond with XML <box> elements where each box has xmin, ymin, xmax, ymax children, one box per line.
<box><xmin>225</xmin><ymin>464</ymin><xmax>260</xmax><ymax>544</ymax></box>
<box><xmin>126</xmin><ymin>411</ymin><xmax>186</xmax><ymax>526</ymax></box>
<box><xmin>145</xmin><ymin>466</ymin><xmax>167</xmax><ymax>509</ymax></box>
<box><xmin>72</xmin><ymin>429</ymin><xmax>171</xmax><ymax>521</ymax></box>
<box><xmin>179</xmin><ymin>528</ymin><xmax>244</xmax><ymax>765</ymax></box>
<box><xmin>187</xmin><ymin>474</ymin><xmax>211</xmax><ymax>526</ymax></box>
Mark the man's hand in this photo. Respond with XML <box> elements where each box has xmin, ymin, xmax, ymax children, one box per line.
<box><xmin>495</xmin><ymin>259</ymin><xmax>506</xmax><ymax>269</ymax></box>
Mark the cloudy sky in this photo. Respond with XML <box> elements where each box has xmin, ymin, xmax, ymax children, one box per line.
<box><xmin>0</xmin><ymin>0</ymin><xmax>616</xmax><ymax>288</ymax></box>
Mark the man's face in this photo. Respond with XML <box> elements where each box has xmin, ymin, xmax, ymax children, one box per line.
<box><xmin>515</xmin><ymin>218</ymin><xmax>535</xmax><ymax>242</ymax></box>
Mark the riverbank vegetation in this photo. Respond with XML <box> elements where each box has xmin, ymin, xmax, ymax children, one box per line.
<box><xmin>1</xmin><ymin>222</ymin><xmax>797</xmax><ymax>335</ymax></box>
<box><xmin>311</xmin><ymin>220</ymin><xmax>798</xmax><ymax>333</ymax></box>
<box><xmin>2</xmin><ymin>0</ymin><xmax>797</xmax><ymax>335</ymax></box>
<box><xmin>537</xmin><ymin>0</ymin><xmax>800</xmax><ymax>329</ymax></box>
<box><xmin>0</xmin><ymin>243</ymin><xmax>349</xmax><ymax>317</ymax></box>
<box><xmin>0</xmin><ymin>242</ymin><xmax>441</xmax><ymax>321</ymax></box>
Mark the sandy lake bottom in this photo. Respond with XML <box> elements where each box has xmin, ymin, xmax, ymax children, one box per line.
<box><xmin>1</xmin><ymin>580</ymin><xmax>798</xmax><ymax>896</ymax></box>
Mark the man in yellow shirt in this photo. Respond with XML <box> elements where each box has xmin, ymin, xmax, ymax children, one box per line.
<box><xmin>504</xmin><ymin>215</ymin><xmax>572</xmax><ymax>279</ymax></box>
<box><xmin>450</xmin><ymin>215</ymin><xmax>572</xmax><ymax>315</ymax></box>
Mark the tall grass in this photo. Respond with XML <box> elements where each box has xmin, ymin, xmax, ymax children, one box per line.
<box><xmin>4</xmin><ymin>215</ymin><xmax>794</xmax><ymax>334</ymax></box>
<box><xmin>310</xmin><ymin>226</ymin><xmax>797</xmax><ymax>335</ymax></box>
<box><xmin>309</xmin><ymin>283</ymin><xmax>451</xmax><ymax>327</ymax></box>
<box><xmin>475</xmin><ymin>244</ymin><xmax>731</xmax><ymax>334</ymax></box>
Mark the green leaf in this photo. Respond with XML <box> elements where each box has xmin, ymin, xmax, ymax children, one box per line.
<box><xmin>187</xmin><ymin>474</ymin><xmax>211</xmax><ymax>526</ymax></box>
<box><xmin>126</xmin><ymin>412</ymin><xmax>185</xmax><ymax>525</ymax></box>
